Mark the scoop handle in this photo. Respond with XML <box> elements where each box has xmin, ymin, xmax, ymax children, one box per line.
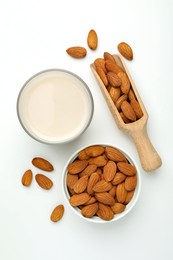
<box><xmin>129</xmin><ymin>126</ymin><xmax>162</xmax><ymax>172</ymax></box>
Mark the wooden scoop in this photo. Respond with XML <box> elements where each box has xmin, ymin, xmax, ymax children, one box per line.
<box><xmin>90</xmin><ymin>54</ymin><xmax>162</xmax><ymax>172</ymax></box>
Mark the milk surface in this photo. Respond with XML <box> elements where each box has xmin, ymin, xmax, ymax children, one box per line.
<box><xmin>18</xmin><ymin>70</ymin><xmax>93</xmax><ymax>143</ymax></box>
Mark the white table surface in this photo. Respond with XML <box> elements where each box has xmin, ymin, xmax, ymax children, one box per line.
<box><xmin>0</xmin><ymin>0</ymin><xmax>173</xmax><ymax>259</ymax></box>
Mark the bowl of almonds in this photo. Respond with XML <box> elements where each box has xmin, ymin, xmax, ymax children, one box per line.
<box><xmin>62</xmin><ymin>144</ymin><xmax>141</xmax><ymax>223</ymax></box>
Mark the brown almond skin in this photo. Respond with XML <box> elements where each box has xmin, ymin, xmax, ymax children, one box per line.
<box><xmin>50</xmin><ymin>204</ymin><xmax>64</xmax><ymax>222</ymax></box>
<box><xmin>117</xmin><ymin>162</ymin><xmax>137</xmax><ymax>176</ymax></box>
<box><xmin>116</xmin><ymin>182</ymin><xmax>127</xmax><ymax>203</ymax></box>
<box><xmin>105</xmin><ymin>146</ymin><xmax>126</xmax><ymax>162</ymax></box>
<box><xmin>125</xmin><ymin>175</ymin><xmax>137</xmax><ymax>191</ymax></box>
<box><xmin>118</xmin><ymin>71</ymin><xmax>130</xmax><ymax>94</ymax></box>
<box><xmin>73</xmin><ymin>175</ymin><xmax>88</xmax><ymax>194</ymax></box>
<box><xmin>124</xmin><ymin>191</ymin><xmax>134</xmax><ymax>204</ymax></box>
<box><xmin>104</xmin><ymin>52</ymin><xmax>116</xmax><ymax>63</ymax></box>
<box><xmin>105</xmin><ymin>59</ymin><xmax>123</xmax><ymax>74</ymax></box>
<box><xmin>87</xmin><ymin>172</ymin><xmax>100</xmax><ymax>195</ymax></box>
<box><xmin>95</xmin><ymin>66</ymin><xmax>108</xmax><ymax>86</ymax></box>
<box><xmin>66</xmin><ymin>46</ymin><xmax>87</xmax><ymax>58</ymax></box>
<box><xmin>87</xmin><ymin>29</ymin><xmax>98</xmax><ymax>50</ymax></box>
<box><xmin>95</xmin><ymin>192</ymin><xmax>115</xmax><ymax>205</ymax></box>
<box><xmin>97</xmin><ymin>203</ymin><xmax>114</xmax><ymax>220</ymax></box>
<box><xmin>130</xmin><ymin>99</ymin><xmax>143</xmax><ymax>119</ymax></box>
<box><xmin>67</xmin><ymin>160</ymin><xmax>88</xmax><ymax>174</ymax></box>
<box><xmin>107</xmin><ymin>72</ymin><xmax>122</xmax><ymax>87</ymax></box>
<box><xmin>21</xmin><ymin>169</ymin><xmax>33</xmax><ymax>186</ymax></box>
<box><xmin>35</xmin><ymin>174</ymin><xmax>53</xmax><ymax>190</ymax></box>
<box><xmin>117</xmin><ymin>42</ymin><xmax>133</xmax><ymax>60</ymax></box>
<box><xmin>103</xmin><ymin>161</ymin><xmax>117</xmax><ymax>182</ymax></box>
<box><xmin>69</xmin><ymin>193</ymin><xmax>91</xmax><ymax>206</ymax></box>
<box><xmin>94</xmin><ymin>58</ymin><xmax>107</xmax><ymax>73</ymax></box>
<box><xmin>81</xmin><ymin>203</ymin><xmax>99</xmax><ymax>218</ymax></box>
<box><xmin>93</xmin><ymin>179</ymin><xmax>112</xmax><ymax>193</ymax></box>
<box><xmin>109</xmin><ymin>87</ymin><xmax>121</xmax><ymax>103</ymax></box>
<box><xmin>111</xmin><ymin>203</ymin><xmax>126</xmax><ymax>214</ymax></box>
<box><xmin>121</xmin><ymin>100</ymin><xmax>136</xmax><ymax>121</ymax></box>
<box><xmin>112</xmin><ymin>172</ymin><xmax>126</xmax><ymax>185</ymax></box>
<box><xmin>32</xmin><ymin>157</ymin><xmax>54</xmax><ymax>172</ymax></box>
<box><xmin>85</xmin><ymin>145</ymin><xmax>105</xmax><ymax>157</ymax></box>
<box><xmin>115</xmin><ymin>94</ymin><xmax>128</xmax><ymax>111</ymax></box>
<box><xmin>66</xmin><ymin>173</ymin><xmax>78</xmax><ymax>189</ymax></box>
<box><xmin>120</xmin><ymin>111</ymin><xmax>132</xmax><ymax>123</ymax></box>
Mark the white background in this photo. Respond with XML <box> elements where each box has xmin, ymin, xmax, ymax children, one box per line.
<box><xmin>0</xmin><ymin>0</ymin><xmax>173</xmax><ymax>259</ymax></box>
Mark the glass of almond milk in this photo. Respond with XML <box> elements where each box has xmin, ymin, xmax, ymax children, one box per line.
<box><xmin>17</xmin><ymin>69</ymin><xmax>94</xmax><ymax>144</ymax></box>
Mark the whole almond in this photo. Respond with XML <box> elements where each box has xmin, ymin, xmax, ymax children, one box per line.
<box><xmin>73</xmin><ymin>175</ymin><xmax>88</xmax><ymax>194</ymax></box>
<box><xmin>87</xmin><ymin>29</ymin><xmax>98</xmax><ymax>50</ymax></box>
<box><xmin>105</xmin><ymin>59</ymin><xmax>123</xmax><ymax>74</ymax></box>
<box><xmin>116</xmin><ymin>182</ymin><xmax>127</xmax><ymax>203</ymax></box>
<box><xmin>103</xmin><ymin>52</ymin><xmax>116</xmax><ymax>63</ymax></box>
<box><xmin>78</xmin><ymin>150</ymin><xmax>90</xmax><ymax>160</ymax></box>
<box><xmin>115</xmin><ymin>94</ymin><xmax>128</xmax><ymax>110</ymax></box>
<box><xmin>128</xmin><ymin>88</ymin><xmax>136</xmax><ymax>101</ymax></box>
<box><xmin>125</xmin><ymin>175</ymin><xmax>137</xmax><ymax>191</ymax></box>
<box><xmin>117</xmin><ymin>71</ymin><xmax>130</xmax><ymax>94</ymax></box>
<box><xmin>117</xmin><ymin>162</ymin><xmax>137</xmax><ymax>176</ymax></box>
<box><xmin>67</xmin><ymin>160</ymin><xmax>88</xmax><ymax>174</ymax></box>
<box><xmin>79</xmin><ymin>164</ymin><xmax>97</xmax><ymax>177</ymax></box>
<box><xmin>95</xmin><ymin>192</ymin><xmax>115</xmax><ymax>205</ymax></box>
<box><xmin>117</xmin><ymin>42</ymin><xmax>133</xmax><ymax>60</ymax></box>
<box><xmin>120</xmin><ymin>111</ymin><xmax>132</xmax><ymax>123</ymax></box>
<box><xmin>109</xmin><ymin>87</ymin><xmax>121</xmax><ymax>103</ymax></box>
<box><xmin>112</xmin><ymin>172</ymin><xmax>126</xmax><ymax>185</ymax></box>
<box><xmin>109</xmin><ymin>186</ymin><xmax>116</xmax><ymax>197</ymax></box>
<box><xmin>69</xmin><ymin>193</ymin><xmax>91</xmax><ymax>206</ymax></box>
<box><xmin>94</xmin><ymin>58</ymin><xmax>107</xmax><ymax>73</ymax></box>
<box><xmin>84</xmin><ymin>196</ymin><xmax>97</xmax><ymax>205</ymax></box>
<box><xmin>66</xmin><ymin>173</ymin><xmax>78</xmax><ymax>189</ymax></box>
<box><xmin>107</xmin><ymin>72</ymin><xmax>122</xmax><ymax>87</ymax></box>
<box><xmin>130</xmin><ymin>99</ymin><xmax>143</xmax><ymax>119</ymax></box>
<box><xmin>81</xmin><ymin>203</ymin><xmax>98</xmax><ymax>218</ymax></box>
<box><xmin>85</xmin><ymin>145</ymin><xmax>105</xmax><ymax>157</ymax></box>
<box><xmin>87</xmin><ymin>172</ymin><xmax>100</xmax><ymax>195</ymax></box>
<box><xmin>111</xmin><ymin>203</ymin><xmax>126</xmax><ymax>214</ymax></box>
<box><xmin>103</xmin><ymin>161</ymin><xmax>117</xmax><ymax>182</ymax></box>
<box><xmin>21</xmin><ymin>169</ymin><xmax>33</xmax><ymax>187</ymax></box>
<box><xmin>93</xmin><ymin>179</ymin><xmax>112</xmax><ymax>192</ymax></box>
<box><xmin>32</xmin><ymin>157</ymin><xmax>54</xmax><ymax>172</ymax></box>
<box><xmin>105</xmin><ymin>146</ymin><xmax>126</xmax><ymax>162</ymax></box>
<box><xmin>66</xmin><ymin>46</ymin><xmax>87</xmax><ymax>58</ymax></box>
<box><xmin>88</xmin><ymin>155</ymin><xmax>107</xmax><ymax>167</ymax></box>
<box><xmin>95</xmin><ymin>66</ymin><xmax>108</xmax><ymax>86</ymax></box>
<box><xmin>50</xmin><ymin>204</ymin><xmax>64</xmax><ymax>222</ymax></box>
<box><xmin>121</xmin><ymin>100</ymin><xmax>136</xmax><ymax>121</ymax></box>
<box><xmin>124</xmin><ymin>190</ymin><xmax>134</xmax><ymax>204</ymax></box>
<box><xmin>97</xmin><ymin>203</ymin><xmax>114</xmax><ymax>220</ymax></box>
<box><xmin>35</xmin><ymin>174</ymin><xmax>53</xmax><ymax>190</ymax></box>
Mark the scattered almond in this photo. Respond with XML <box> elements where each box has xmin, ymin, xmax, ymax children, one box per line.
<box><xmin>50</xmin><ymin>204</ymin><xmax>64</xmax><ymax>222</ymax></box>
<box><xmin>32</xmin><ymin>157</ymin><xmax>54</xmax><ymax>172</ymax></box>
<box><xmin>66</xmin><ymin>46</ymin><xmax>87</xmax><ymax>58</ymax></box>
<box><xmin>21</xmin><ymin>169</ymin><xmax>33</xmax><ymax>187</ymax></box>
<box><xmin>81</xmin><ymin>203</ymin><xmax>99</xmax><ymax>218</ymax></box>
<box><xmin>87</xmin><ymin>29</ymin><xmax>98</xmax><ymax>50</ymax></box>
<box><xmin>35</xmin><ymin>174</ymin><xmax>53</xmax><ymax>190</ymax></box>
<box><xmin>117</xmin><ymin>42</ymin><xmax>133</xmax><ymax>60</ymax></box>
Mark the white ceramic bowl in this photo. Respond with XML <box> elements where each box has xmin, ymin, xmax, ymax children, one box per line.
<box><xmin>62</xmin><ymin>144</ymin><xmax>141</xmax><ymax>223</ymax></box>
